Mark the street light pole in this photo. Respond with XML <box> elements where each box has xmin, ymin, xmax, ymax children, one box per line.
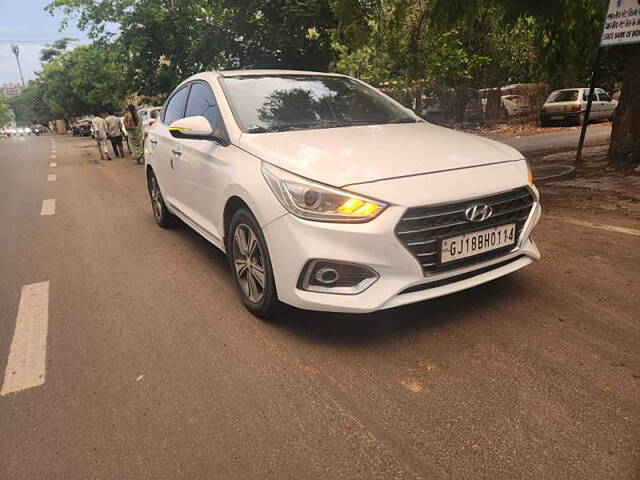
<box><xmin>11</xmin><ymin>44</ymin><xmax>26</xmax><ymax>88</ymax></box>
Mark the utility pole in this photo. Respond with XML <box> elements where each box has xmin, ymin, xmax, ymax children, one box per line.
<box><xmin>11</xmin><ymin>44</ymin><xmax>25</xmax><ymax>88</ymax></box>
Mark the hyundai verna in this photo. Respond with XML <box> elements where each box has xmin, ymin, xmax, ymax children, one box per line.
<box><xmin>145</xmin><ymin>70</ymin><xmax>541</xmax><ymax>317</ymax></box>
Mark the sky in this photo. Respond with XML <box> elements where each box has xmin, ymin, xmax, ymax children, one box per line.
<box><xmin>0</xmin><ymin>0</ymin><xmax>89</xmax><ymax>85</ymax></box>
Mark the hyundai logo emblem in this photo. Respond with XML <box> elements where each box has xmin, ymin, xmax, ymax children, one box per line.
<box><xmin>465</xmin><ymin>204</ymin><xmax>493</xmax><ymax>223</ymax></box>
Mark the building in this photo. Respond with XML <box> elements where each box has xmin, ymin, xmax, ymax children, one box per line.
<box><xmin>1</xmin><ymin>83</ymin><xmax>23</xmax><ymax>99</ymax></box>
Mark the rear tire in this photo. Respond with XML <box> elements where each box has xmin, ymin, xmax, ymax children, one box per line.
<box><xmin>228</xmin><ymin>209</ymin><xmax>280</xmax><ymax>318</ymax></box>
<box><xmin>147</xmin><ymin>171</ymin><xmax>174</xmax><ymax>228</ymax></box>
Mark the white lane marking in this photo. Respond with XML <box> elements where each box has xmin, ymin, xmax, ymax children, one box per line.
<box><xmin>49</xmin><ymin>162</ymin><xmax>56</xmax><ymax>168</ymax></box>
<box><xmin>47</xmin><ymin>174</ymin><xmax>56</xmax><ymax>182</ymax></box>
<box><xmin>563</xmin><ymin>219</ymin><xmax>640</xmax><ymax>237</ymax></box>
<box><xmin>1</xmin><ymin>282</ymin><xmax>50</xmax><ymax>396</ymax></box>
<box><xmin>51</xmin><ymin>155</ymin><xmax>56</xmax><ymax>159</ymax></box>
<box><xmin>41</xmin><ymin>199</ymin><xmax>56</xmax><ymax>216</ymax></box>
<box><xmin>52</xmin><ymin>150</ymin><xmax>56</xmax><ymax>154</ymax></box>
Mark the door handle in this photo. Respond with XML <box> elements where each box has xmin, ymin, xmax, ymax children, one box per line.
<box><xmin>171</xmin><ymin>149</ymin><xmax>182</xmax><ymax>156</ymax></box>
<box><xmin>149</xmin><ymin>139</ymin><xmax>158</xmax><ymax>146</ymax></box>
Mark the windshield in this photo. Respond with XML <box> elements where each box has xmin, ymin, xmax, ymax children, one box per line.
<box><xmin>547</xmin><ymin>90</ymin><xmax>579</xmax><ymax>103</ymax></box>
<box><xmin>220</xmin><ymin>75</ymin><xmax>418</xmax><ymax>133</ymax></box>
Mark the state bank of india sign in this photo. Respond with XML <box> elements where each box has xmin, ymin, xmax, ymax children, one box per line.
<box><xmin>601</xmin><ymin>0</ymin><xmax>640</xmax><ymax>46</ymax></box>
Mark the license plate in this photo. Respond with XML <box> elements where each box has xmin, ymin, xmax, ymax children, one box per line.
<box><xmin>441</xmin><ymin>224</ymin><xmax>516</xmax><ymax>263</ymax></box>
<box><xmin>550</xmin><ymin>115</ymin><xmax>564</xmax><ymax>120</ymax></box>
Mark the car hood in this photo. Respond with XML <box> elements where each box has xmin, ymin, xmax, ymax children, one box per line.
<box><xmin>238</xmin><ymin>122</ymin><xmax>524</xmax><ymax>187</ymax></box>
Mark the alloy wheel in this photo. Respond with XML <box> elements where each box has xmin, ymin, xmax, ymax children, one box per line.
<box><xmin>231</xmin><ymin>223</ymin><xmax>266</xmax><ymax>303</ymax></box>
<box><xmin>150</xmin><ymin>177</ymin><xmax>162</xmax><ymax>221</ymax></box>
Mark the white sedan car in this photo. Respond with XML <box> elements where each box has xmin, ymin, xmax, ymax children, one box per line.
<box><xmin>145</xmin><ymin>70</ymin><xmax>541</xmax><ymax>317</ymax></box>
<box><xmin>139</xmin><ymin>106</ymin><xmax>162</xmax><ymax>140</ymax></box>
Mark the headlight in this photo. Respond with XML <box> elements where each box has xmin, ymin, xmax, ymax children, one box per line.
<box><xmin>524</xmin><ymin>158</ymin><xmax>534</xmax><ymax>186</ymax></box>
<box><xmin>262</xmin><ymin>163</ymin><xmax>388</xmax><ymax>223</ymax></box>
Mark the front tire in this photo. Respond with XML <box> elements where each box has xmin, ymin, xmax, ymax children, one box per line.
<box><xmin>228</xmin><ymin>209</ymin><xmax>279</xmax><ymax>318</ymax></box>
<box><xmin>147</xmin><ymin>171</ymin><xmax>174</xmax><ymax>228</ymax></box>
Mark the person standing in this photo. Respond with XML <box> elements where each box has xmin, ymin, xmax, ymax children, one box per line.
<box><xmin>124</xmin><ymin>104</ymin><xmax>143</xmax><ymax>163</ymax></box>
<box><xmin>91</xmin><ymin>113</ymin><xmax>111</xmax><ymax>161</ymax></box>
<box><xmin>120</xmin><ymin>115</ymin><xmax>130</xmax><ymax>154</ymax></box>
<box><xmin>105</xmin><ymin>111</ymin><xmax>125</xmax><ymax>158</ymax></box>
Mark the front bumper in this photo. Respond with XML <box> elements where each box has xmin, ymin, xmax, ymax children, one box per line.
<box><xmin>263</xmin><ymin>197</ymin><xmax>541</xmax><ymax>314</ymax></box>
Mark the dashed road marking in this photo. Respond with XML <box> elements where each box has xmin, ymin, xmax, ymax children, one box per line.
<box><xmin>47</xmin><ymin>174</ymin><xmax>56</xmax><ymax>182</ymax></box>
<box><xmin>49</xmin><ymin>162</ymin><xmax>56</xmax><ymax>168</ymax></box>
<box><xmin>51</xmin><ymin>155</ymin><xmax>56</xmax><ymax>159</ymax></box>
<box><xmin>563</xmin><ymin>219</ymin><xmax>640</xmax><ymax>238</ymax></box>
<box><xmin>41</xmin><ymin>199</ymin><xmax>55</xmax><ymax>216</ymax></box>
<box><xmin>1</xmin><ymin>282</ymin><xmax>50</xmax><ymax>396</ymax></box>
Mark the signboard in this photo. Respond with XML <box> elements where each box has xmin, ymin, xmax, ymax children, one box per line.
<box><xmin>601</xmin><ymin>0</ymin><xmax>640</xmax><ymax>47</ymax></box>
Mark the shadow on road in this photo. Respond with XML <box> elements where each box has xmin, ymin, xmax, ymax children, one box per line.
<box><xmin>273</xmin><ymin>275</ymin><xmax>528</xmax><ymax>346</ymax></box>
<box><xmin>167</xmin><ymin>212</ymin><xmax>534</xmax><ymax>346</ymax></box>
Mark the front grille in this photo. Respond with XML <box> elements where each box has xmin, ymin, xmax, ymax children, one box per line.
<box><xmin>395</xmin><ymin>187</ymin><xmax>535</xmax><ymax>276</ymax></box>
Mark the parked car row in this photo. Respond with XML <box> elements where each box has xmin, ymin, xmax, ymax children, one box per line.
<box><xmin>72</xmin><ymin>121</ymin><xmax>93</xmax><ymax>136</ymax></box>
<box><xmin>419</xmin><ymin>84</ymin><xmax>617</xmax><ymax>128</ymax></box>
<box><xmin>1</xmin><ymin>126</ymin><xmax>42</xmax><ymax>136</ymax></box>
<box><xmin>144</xmin><ymin>70</ymin><xmax>541</xmax><ymax>318</ymax></box>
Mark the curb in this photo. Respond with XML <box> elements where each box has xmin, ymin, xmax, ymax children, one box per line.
<box><xmin>533</xmin><ymin>164</ymin><xmax>576</xmax><ymax>184</ymax></box>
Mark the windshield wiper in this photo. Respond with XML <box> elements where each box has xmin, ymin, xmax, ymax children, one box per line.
<box><xmin>248</xmin><ymin>122</ymin><xmax>342</xmax><ymax>133</ymax></box>
<box><xmin>384</xmin><ymin>118</ymin><xmax>419</xmax><ymax>124</ymax></box>
<box><xmin>247</xmin><ymin>125</ymin><xmax>294</xmax><ymax>133</ymax></box>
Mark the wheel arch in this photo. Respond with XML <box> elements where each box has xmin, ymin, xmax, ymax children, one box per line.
<box><xmin>223</xmin><ymin>196</ymin><xmax>252</xmax><ymax>248</ymax></box>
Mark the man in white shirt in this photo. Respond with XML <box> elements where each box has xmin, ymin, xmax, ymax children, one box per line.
<box><xmin>91</xmin><ymin>113</ymin><xmax>111</xmax><ymax>161</ymax></box>
<box><xmin>105</xmin><ymin>111</ymin><xmax>125</xmax><ymax>158</ymax></box>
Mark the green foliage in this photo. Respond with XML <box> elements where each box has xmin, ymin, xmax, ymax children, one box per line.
<box><xmin>47</xmin><ymin>0</ymin><xmax>338</xmax><ymax>97</ymax></box>
<box><xmin>40</xmin><ymin>37</ymin><xmax>77</xmax><ymax>63</ymax></box>
<box><xmin>40</xmin><ymin>0</ymin><xmax>624</xmax><ymax>127</ymax></box>
<box><xmin>0</xmin><ymin>94</ymin><xmax>11</xmax><ymax>127</ymax></box>
<box><xmin>11</xmin><ymin>43</ymin><xmax>127</xmax><ymax>124</ymax></box>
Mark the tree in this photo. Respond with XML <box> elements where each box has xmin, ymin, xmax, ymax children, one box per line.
<box><xmin>0</xmin><ymin>94</ymin><xmax>11</xmax><ymax>127</ymax></box>
<box><xmin>40</xmin><ymin>37</ymin><xmax>76</xmax><ymax>63</ymax></box>
<box><xmin>47</xmin><ymin>0</ymin><xmax>338</xmax><ymax>97</ymax></box>
<box><xmin>10</xmin><ymin>43</ymin><xmax>127</xmax><ymax>125</ymax></box>
<box><xmin>608</xmin><ymin>46</ymin><xmax>640</xmax><ymax>169</ymax></box>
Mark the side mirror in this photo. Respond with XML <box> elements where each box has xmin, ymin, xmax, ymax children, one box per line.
<box><xmin>169</xmin><ymin>116</ymin><xmax>228</xmax><ymax>145</ymax></box>
<box><xmin>169</xmin><ymin>116</ymin><xmax>213</xmax><ymax>139</ymax></box>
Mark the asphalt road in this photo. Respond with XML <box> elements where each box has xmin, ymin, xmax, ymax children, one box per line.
<box><xmin>501</xmin><ymin>124</ymin><xmax>612</xmax><ymax>156</ymax></box>
<box><xmin>1</xmin><ymin>133</ymin><xmax>638</xmax><ymax>479</ymax></box>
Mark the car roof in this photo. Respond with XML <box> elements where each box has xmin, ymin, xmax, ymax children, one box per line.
<box><xmin>181</xmin><ymin>70</ymin><xmax>346</xmax><ymax>84</ymax></box>
<box><xmin>552</xmin><ymin>88</ymin><xmax>586</xmax><ymax>92</ymax></box>
<box><xmin>174</xmin><ymin>70</ymin><xmax>349</xmax><ymax>93</ymax></box>
<box><xmin>217</xmin><ymin>69</ymin><xmax>345</xmax><ymax>77</ymax></box>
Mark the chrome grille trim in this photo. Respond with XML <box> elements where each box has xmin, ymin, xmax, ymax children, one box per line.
<box><xmin>395</xmin><ymin>187</ymin><xmax>536</xmax><ymax>276</ymax></box>
<box><xmin>401</xmin><ymin>192</ymin><xmax>532</xmax><ymax>222</ymax></box>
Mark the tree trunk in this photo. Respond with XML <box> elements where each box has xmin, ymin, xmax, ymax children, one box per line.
<box><xmin>485</xmin><ymin>87</ymin><xmax>502</xmax><ymax>128</ymax></box>
<box><xmin>608</xmin><ymin>45</ymin><xmax>640</xmax><ymax>170</ymax></box>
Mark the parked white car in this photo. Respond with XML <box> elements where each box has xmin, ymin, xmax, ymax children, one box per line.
<box><xmin>139</xmin><ymin>107</ymin><xmax>162</xmax><ymax>140</ymax></box>
<box><xmin>540</xmin><ymin>88</ymin><xmax>617</xmax><ymax>126</ymax></box>
<box><xmin>145</xmin><ymin>70</ymin><xmax>541</xmax><ymax>317</ymax></box>
<box><xmin>501</xmin><ymin>95</ymin><xmax>530</xmax><ymax>118</ymax></box>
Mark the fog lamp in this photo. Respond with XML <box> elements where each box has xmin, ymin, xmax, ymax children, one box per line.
<box><xmin>298</xmin><ymin>260</ymin><xmax>379</xmax><ymax>295</ymax></box>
